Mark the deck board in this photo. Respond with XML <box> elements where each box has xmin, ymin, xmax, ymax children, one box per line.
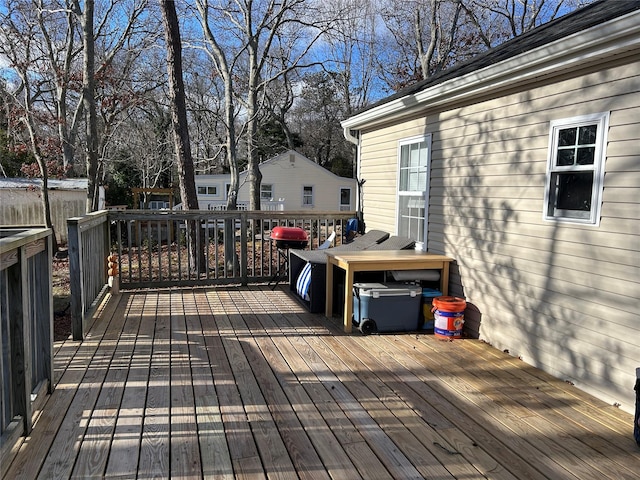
<box><xmin>4</xmin><ymin>286</ymin><xmax>639</xmax><ymax>479</ymax></box>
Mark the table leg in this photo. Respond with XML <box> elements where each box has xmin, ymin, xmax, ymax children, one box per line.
<box><xmin>343</xmin><ymin>268</ymin><xmax>354</xmax><ymax>333</ymax></box>
<box><xmin>325</xmin><ymin>260</ymin><xmax>334</xmax><ymax>317</ymax></box>
<box><xmin>440</xmin><ymin>262</ymin><xmax>450</xmax><ymax>296</ymax></box>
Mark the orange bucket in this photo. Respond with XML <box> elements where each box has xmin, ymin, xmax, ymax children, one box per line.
<box><xmin>432</xmin><ymin>296</ymin><xmax>466</xmax><ymax>339</ymax></box>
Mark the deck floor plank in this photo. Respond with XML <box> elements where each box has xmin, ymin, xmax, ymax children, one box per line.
<box><xmin>189</xmin><ymin>289</ymin><xmax>234</xmax><ymax>479</ymax></box>
<box><xmin>456</xmin><ymin>342</ymin><xmax>638</xmax><ymax>479</ymax></box>
<box><xmin>241</xmin><ymin>288</ymin><xmax>365</xmax><ymax>480</ymax></box>
<box><xmin>4</xmin><ymin>286</ymin><xmax>639</xmax><ymax>479</ymax></box>
<box><xmin>105</xmin><ymin>291</ymin><xmax>155</xmax><ymax>478</ymax></box>
<box><xmin>137</xmin><ymin>291</ymin><xmax>171</xmax><ymax>479</ymax></box>
<box><xmin>410</xmin><ymin>337</ymin><xmax>609</xmax><ymax>480</ymax></box>
<box><xmin>200</xmin><ymin>290</ymin><xmax>265</xmax><ymax>479</ymax></box>
<box><xmin>251</xmin><ymin>290</ymin><xmax>392</xmax><ymax>479</ymax></box>
<box><xmin>37</xmin><ymin>292</ymin><xmax>129</xmax><ymax>480</ymax></box>
<box><xmin>4</xmin><ymin>293</ymin><xmax>122</xmax><ymax>480</ymax></box>
<box><xmin>71</xmin><ymin>293</ymin><xmax>141</xmax><ymax>479</ymax></box>
<box><xmin>441</xmin><ymin>336</ymin><xmax>639</xmax><ymax>480</ymax></box>
<box><xmin>170</xmin><ymin>289</ymin><xmax>203</xmax><ymax>479</ymax></box>
<box><xmin>216</xmin><ymin>289</ymin><xmax>301</xmax><ymax>480</ymax></box>
<box><xmin>387</xmin><ymin>333</ymin><xmax>578</xmax><ymax>479</ymax></box>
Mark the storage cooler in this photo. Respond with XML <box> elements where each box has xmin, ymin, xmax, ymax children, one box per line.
<box><xmin>353</xmin><ymin>282</ymin><xmax>422</xmax><ymax>334</ymax></box>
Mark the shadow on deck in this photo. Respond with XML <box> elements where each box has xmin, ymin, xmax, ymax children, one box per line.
<box><xmin>3</xmin><ymin>286</ymin><xmax>638</xmax><ymax>479</ymax></box>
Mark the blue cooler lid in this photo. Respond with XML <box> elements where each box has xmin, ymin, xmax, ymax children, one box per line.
<box><xmin>422</xmin><ymin>288</ymin><xmax>442</xmax><ymax>298</ymax></box>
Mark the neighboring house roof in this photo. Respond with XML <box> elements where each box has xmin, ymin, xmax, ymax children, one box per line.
<box><xmin>196</xmin><ymin>150</ymin><xmax>352</xmax><ymax>181</ymax></box>
<box><xmin>342</xmin><ymin>0</ymin><xmax>640</xmax><ymax>133</ymax></box>
<box><xmin>0</xmin><ymin>177</ymin><xmax>89</xmax><ymax>190</ymax></box>
<box><xmin>256</xmin><ymin>150</ymin><xmax>352</xmax><ymax>180</ymax></box>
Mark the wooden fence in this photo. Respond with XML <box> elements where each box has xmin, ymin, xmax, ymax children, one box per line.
<box><xmin>0</xmin><ymin>227</ymin><xmax>54</xmax><ymax>472</ymax></box>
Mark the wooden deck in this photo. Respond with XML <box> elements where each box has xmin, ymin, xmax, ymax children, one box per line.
<box><xmin>3</xmin><ymin>286</ymin><xmax>639</xmax><ymax>479</ymax></box>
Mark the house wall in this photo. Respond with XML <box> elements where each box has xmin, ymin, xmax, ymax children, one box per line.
<box><xmin>246</xmin><ymin>152</ymin><xmax>355</xmax><ymax>211</ymax></box>
<box><xmin>195</xmin><ymin>152</ymin><xmax>356</xmax><ymax>211</ymax></box>
<box><xmin>0</xmin><ymin>188</ymin><xmax>86</xmax><ymax>243</ymax></box>
<box><xmin>358</xmin><ymin>55</ymin><xmax>640</xmax><ymax>412</ymax></box>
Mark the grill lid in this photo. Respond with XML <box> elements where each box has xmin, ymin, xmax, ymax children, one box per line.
<box><xmin>270</xmin><ymin>226</ymin><xmax>308</xmax><ymax>249</ymax></box>
<box><xmin>270</xmin><ymin>226</ymin><xmax>308</xmax><ymax>242</ymax></box>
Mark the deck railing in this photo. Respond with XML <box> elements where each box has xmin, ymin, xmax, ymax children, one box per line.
<box><xmin>0</xmin><ymin>227</ymin><xmax>54</xmax><ymax>466</ymax></box>
<box><xmin>67</xmin><ymin>209</ymin><xmax>355</xmax><ymax>339</ymax></box>
<box><xmin>108</xmin><ymin>209</ymin><xmax>354</xmax><ymax>288</ymax></box>
<box><xmin>67</xmin><ymin>211</ymin><xmax>110</xmax><ymax>340</ymax></box>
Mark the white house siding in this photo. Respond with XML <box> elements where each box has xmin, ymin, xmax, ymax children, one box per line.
<box><xmin>196</xmin><ymin>151</ymin><xmax>356</xmax><ymax>212</ymax></box>
<box><xmin>358</xmin><ymin>56</ymin><xmax>639</xmax><ymax>413</ymax></box>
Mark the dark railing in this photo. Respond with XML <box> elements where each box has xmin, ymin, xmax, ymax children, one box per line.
<box><xmin>0</xmin><ymin>227</ymin><xmax>54</xmax><ymax>472</ymax></box>
<box><xmin>109</xmin><ymin>210</ymin><xmax>354</xmax><ymax>288</ymax></box>
<box><xmin>68</xmin><ymin>209</ymin><xmax>355</xmax><ymax>338</ymax></box>
<box><xmin>67</xmin><ymin>211</ymin><xmax>110</xmax><ymax>341</ymax></box>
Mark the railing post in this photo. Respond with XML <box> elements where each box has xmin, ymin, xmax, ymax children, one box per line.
<box><xmin>68</xmin><ymin>217</ymin><xmax>84</xmax><ymax>340</ymax></box>
<box><xmin>7</xmin><ymin>246</ymin><xmax>33</xmax><ymax>435</ymax></box>
<box><xmin>240</xmin><ymin>211</ymin><xmax>248</xmax><ymax>285</ymax></box>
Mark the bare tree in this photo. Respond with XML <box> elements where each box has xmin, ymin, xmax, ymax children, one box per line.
<box><xmin>0</xmin><ymin>1</ymin><xmax>59</xmax><ymax>250</ymax></box>
<box><xmin>76</xmin><ymin>0</ymin><xmax>99</xmax><ymax>211</ymax></box>
<box><xmin>195</xmin><ymin>0</ymin><xmax>332</xmax><ymax>210</ymax></box>
<box><xmin>377</xmin><ymin>0</ymin><xmax>592</xmax><ymax>91</ymax></box>
<box><xmin>159</xmin><ymin>0</ymin><xmax>203</xmax><ymax>272</ymax></box>
<box><xmin>461</xmin><ymin>0</ymin><xmax>587</xmax><ymax>48</ymax></box>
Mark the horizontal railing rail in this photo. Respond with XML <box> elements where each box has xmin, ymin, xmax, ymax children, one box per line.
<box><xmin>0</xmin><ymin>227</ymin><xmax>53</xmax><ymax>471</ymax></box>
<box><xmin>108</xmin><ymin>210</ymin><xmax>355</xmax><ymax>290</ymax></box>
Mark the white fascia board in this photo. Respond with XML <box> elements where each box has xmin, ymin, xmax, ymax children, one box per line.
<box><xmin>342</xmin><ymin>10</ymin><xmax>640</xmax><ymax>132</ymax></box>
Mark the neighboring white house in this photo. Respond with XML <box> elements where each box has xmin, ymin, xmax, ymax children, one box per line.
<box><xmin>0</xmin><ymin>178</ymin><xmax>102</xmax><ymax>243</ymax></box>
<box><xmin>194</xmin><ymin>150</ymin><xmax>356</xmax><ymax>212</ymax></box>
<box><xmin>341</xmin><ymin>1</ymin><xmax>640</xmax><ymax>413</ymax></box>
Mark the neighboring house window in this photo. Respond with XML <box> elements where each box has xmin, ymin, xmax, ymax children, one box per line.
<box><xmin>197</xmin><ymin>186</ymin><xmax>217</xmax><ymax>195</ymax></box>
<box><xmin>339</xmin><ymin>187</ymin><xmax>351</xmax><ymax>211</ymax></box>
<box><xmin>261</xmin><ymin>184</ymin><xmax>273</xmax><ymax>200</ymax></box>
<box><xmin>544</xmin><ymin>112</ymin><xmax>608</xmax><ymax>225</ymax></box>
<box><xmin>397</xmin><ymin>135</ymin><xmax>430</xmax><ymax>246</ymax></box>
<box><xmin>302</xmin><ymin>186</ymin><xmax>314</xmax><ymax>206</ymax></box>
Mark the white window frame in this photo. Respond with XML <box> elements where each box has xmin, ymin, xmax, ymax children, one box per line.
<box><xmin>260</xmin><ymin>184</ymin><xmax>273</xmax><ymax>201</ymax></box>
<box><xmin>197</xmin><ymin>185</ymin><xmax>217</xmax><ymax>196</ymax></box>
<box><xmin>339</xmin><ymin>187</ymin><xmax>352</xmax><ymax>211</ymax></box>
<box><xmin>302</xmin><ymin>185</ymin><xmax>314</xmax><ymax>206</ymax></box>
<box><xmin>543</xmin><ymin>112</ymin><xmax>609</xmax><ymax>226</ymax></box>
<box><xmin>397</xmin><ymin>134</ymin><xmax>431</xmax><ymax>251</ymax></box>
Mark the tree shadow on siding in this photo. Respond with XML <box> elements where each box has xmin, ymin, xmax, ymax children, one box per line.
<box><xmin>427</xmin><ymin>86</ymin><xmax>630</xmax><ymax>408</ymax></box>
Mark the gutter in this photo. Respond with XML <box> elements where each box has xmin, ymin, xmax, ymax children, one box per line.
<box><xmin>341</xmin><ymin>9</ymin><xmax>640</xmax><ymax>132</ymax></box>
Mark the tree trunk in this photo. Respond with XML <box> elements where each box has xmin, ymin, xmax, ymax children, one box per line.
<box><xmin>160</xmin><ymin>0</ymin><xmax>204</xmax><ymax>273</ymax></box>
<box><xmin>81</xmin><ymin>0</ymin><xmax>100</xmax><ymax>212</ymax></box>
<box><xmin>247</xmin><ymin>41</ymin><xmax>262</xmax><ymax>211</ymax></box>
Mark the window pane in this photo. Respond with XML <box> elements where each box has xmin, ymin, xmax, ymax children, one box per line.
<box><xmin>410</xmin><ymin>144</ymin><xmax>420</xmax><ymax>167</ymax></box>
<box><xmin>398</xmin><ymin>195</ymin><xmax>424</xmax><ymax>243</ymax></box>
<box><xmin>303</xmin><ymin>186</ymin><xmax>313</xmax><ymax>205</ymax></box>
<box><xmin>198</xmin><ymin>187</ymin><xmax>206</xmax><ymax>195</ymax></box>
<box><xmin>558</xmin><ymin>128</ymin><xmax>576</xmax><ymax>146</ymax></box>
<box><xmin>555</xmin><ymin>172</ymin><xmax>593</xmax><ymax>211</ymax></box>
<box><xmin>399</xmin><ymin>167</ymin><xmax>409</xmax><ymax>190</ymax></box>
<box><xmin>400</xmin><ymin>145</ymin><xmax>409</xmax><ymax>168</ymax></box>
<box><xmin>557</xmin><ymin>149</ymin><xmax>575</xmax><ymax>166</ymax></box>
<box><xmin>340</xmin><ymin>188</ymin><xmax>350</xmax><ymax>206</ymax></box>
<box><xmin>578</xmin><ymin>125</ymin><xmax>597</xmax><ymax>145</ymax></box>
<box><xmin>576</xmin><ymin>147</ymin><xmax>595</xmax><ymax>165</ymax></box>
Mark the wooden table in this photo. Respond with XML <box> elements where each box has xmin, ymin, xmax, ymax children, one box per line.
<box><xmin>324</xmin><ymin>250</ymin><xmax>453</xmax><ymax>333</ymax></box>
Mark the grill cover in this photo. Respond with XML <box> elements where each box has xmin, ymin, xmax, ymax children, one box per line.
<box><xmin>271</xmin><ymin>226</ymin><xmax>308</xmax><ymax>249</ymax></box>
